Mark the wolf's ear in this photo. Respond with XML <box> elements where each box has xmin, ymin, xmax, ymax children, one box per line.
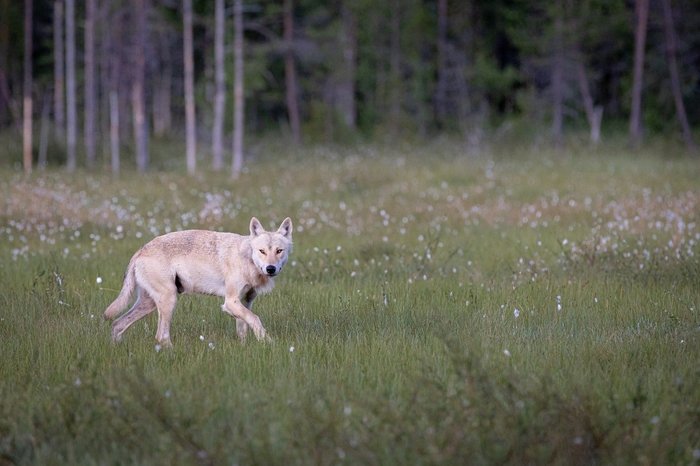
<box><xmin>250</xmin><ymin>217</ymin><xmax>265</xmax><ymax>237</ymax></box>
<box><xmin>277</xmin><ymin>217</ymin><xmax>293</xmax><ymax>239</ymax></box>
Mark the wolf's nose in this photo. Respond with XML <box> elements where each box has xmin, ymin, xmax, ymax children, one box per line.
<box><xmin>266</xmin><ymin>265</ymin><xmax>277</xmax><ymax>275</ymax></box>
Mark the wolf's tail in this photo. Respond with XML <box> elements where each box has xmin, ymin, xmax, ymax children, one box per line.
<box><xmin>103</xmin><ymin>255</ymin><xmax>138</xmax><ymax>320</ymax></box>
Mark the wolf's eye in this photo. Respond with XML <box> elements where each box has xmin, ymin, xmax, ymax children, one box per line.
<box><xmin>276</xmin><ymin>248</ymin><xmax>284</xmax><ymax>255</ymax></box>
<box><xmin>259</xmin><ymin>249</ymin><xmax>267</xmax><ymax>255</ymax></box>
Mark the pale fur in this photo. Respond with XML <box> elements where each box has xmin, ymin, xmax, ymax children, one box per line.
<box><xmin>104</xmin><ymin>217</ymin><xmax>293</xmax><ymax>346</ymax></box>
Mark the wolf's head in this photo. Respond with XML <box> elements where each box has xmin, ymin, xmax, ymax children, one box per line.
<box><xmin>249</xmin><ymin>217</ymin><xmax>293</xmax><ymax>277</ymax></box>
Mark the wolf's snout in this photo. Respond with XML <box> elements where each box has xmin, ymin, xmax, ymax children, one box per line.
<box><xmin>266</xmin><ymin>265</ymin><xmax>277</xmax><ymax>275</ymax></box>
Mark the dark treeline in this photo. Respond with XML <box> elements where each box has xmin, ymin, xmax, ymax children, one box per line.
<box><xmin>3</xmin><ymin>0</ymin><xmax>700</xmax><ymax>175</ymax></box>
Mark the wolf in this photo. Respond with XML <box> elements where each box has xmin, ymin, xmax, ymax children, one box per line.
<box><xmin>103</xmin><ymin>217</ymin><xmax>292</xmax><ymax>347</ymax></box>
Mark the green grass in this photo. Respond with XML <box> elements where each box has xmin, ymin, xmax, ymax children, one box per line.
<box><xmin>1</xmin><ymin>142</ymin><xmax>699</xmax><ymax>464</ymax></box>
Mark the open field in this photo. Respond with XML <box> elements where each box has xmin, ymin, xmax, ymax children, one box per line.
<box><xmin>1</xmin><ymin>142</ymin><xmax>699</xmax><ymax>464</ymax></box>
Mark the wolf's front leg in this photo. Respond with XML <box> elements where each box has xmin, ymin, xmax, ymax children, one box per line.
<box><xmin>235</xmin><ymin>318</ymin><xmax>249</xmax><ymax>341</ymax></box>
<box><xmin>222</xmin><ymin>298</ymin><xmax>268</xmax><ymax>341</ymax></box>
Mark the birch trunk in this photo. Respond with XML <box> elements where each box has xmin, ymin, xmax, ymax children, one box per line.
<box><xmin>576</xmin><ymin>62</ymin><xmax>602</xmax><ymax>145</ymax></box>
<box><xmin>23</xmin><ymin>0</ymin><xmax>33</xmax><ymax>175</ymax></box>
<box><xmin>110</xmin><ymin>91</ymin><xmax>119</xmax><ymax>175</ymax></box>
<box><xmin>660</xmin><ymin>0</ymin><xmax>696</xmax><ymax>152</ymax></box>
<box><xmin>183</xmin><ymin>0</ymin><xmax>196</xmax><ymax>174</ymax></box>
<box><xmin>212</xmin><ymin>0</ymin><xmax>225</xmax><ymax>170</ymax></box>
<box><xmin>550</xmin><ymin>12</ymin><xmax>564</xmax><ymax>145</ymax></box>
<box><xmin>65</xmin><ymin>0</ymin><xmax>77</xmax><ymax>171</ymax></box>
<box><xmin>38</xmin><ymin>93</ymin><xmax>50</xmax><ymax>168</ymax></box>
<box><xmin>435</xmin><ymin>0</ymin><xmax>448</xmax><ymax>126</ymax></box>
<box><xmin>336</xmin><ymin>3</ymin><xmax>356</xmax><ymax>130</ymax></box>
<box><xmin>232</xmin><ymin>0</ymin><xmax>244</xmax><ymax>177</ymax></box>
<box><xmin>388</xmin><ymin>0</ymin><xmax>401</xmax><ymax>135</ymax></box>
<box><xmin>629</xmin><ymin>0</ymin><xmax>649</xmax><ymax>147</ymax></box>
<box><xmin>132</xmin><ymin>0</ymin><xmax>148</xmax><ymax>172</ymax></box>
<box><xmin>284</xmin><ymin>0</ymin><xmax>301</xmax><ymax>144</ymax></box>
<box><xmin>84</xmin><ymin>0</ymin><xmax>97</xmax><ymax>168</ymax></box>
<box><xmin>53</xmin><ymin>0</ymin><xmax>64</xmax><ymax>140</ymax></box>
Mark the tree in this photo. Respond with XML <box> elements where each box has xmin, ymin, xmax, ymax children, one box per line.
<box><xmin>132</xmin><ymin>0</ymin><xmax>149</xmax><ymax>172</ymax></box>
<box><xmin>53</xmin><ymin>0</ymin><xmax>64</xmax><ymax>142</ymax></box>
<box><xmin>65</xmin><ymin>0</ymin><xmax>77</xmax><ymax>171</ymax></box>
<box><xmin>212</xmin><ymin>0</ymin><xmax>226</xmax><ymax>170</ymax></box>
<box><xmin>660</xmin><ymin>0</ymin><xmax>696</xmax><ymax>152</ymax></box>
<box><xmin>550</xmin><ymin>4</ymin><xmax>564</xmax><ymax>145</ymax></box>
<box><xmin>232</xmin><ymin>0</ymin><xmax>244</xmax><ymax>177</ymax></box>
<box><xmin>183</xmin><ymin>0</ymin><xmax>196</xmax><ymax>174</ymax></box>
<box><xmin>629</xmin><ymin>0</ymin><xmax>649</xmax><ymax>147</ymax></box>
<box><xmin>108</xmin><ymin>4</ymin><xmax>122</xmax><ymax>175</ymax></box>
<box><xmin>284</xmin><ymin>0</ymin><xmax>301</xmax><ymax>144</ymax></box>
<box><xmin>435</xmin><ymin>0</ymin><xmax>448</xmax><ymax>126</ymax></box>
<box><xmin>336</xmin><ymin>2</ymin><xmax>357</xmax><ymax>130</ymax></box>
<box><xmin>576</xmin><ymin>62</ymin><xmax>603</xmax><ymax>144</ymax></box>
<box><xmin>23</xmin><ymin>0</ymin><xmax>32</xmax><ymax>175</ymax></box>
<box><xmin>84</xmin><ymin>0</ymin><xmax>97</xmax><ymax>168</ymax></box>
<box><xmin>388</xmin><ymin>0</ymin><xmax>402</xmax><ymax>135</ymax></box>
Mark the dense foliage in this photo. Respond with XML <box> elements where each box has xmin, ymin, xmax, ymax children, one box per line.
<box><xmin>2</xmin><ymin>0</ymin><xmax>699</xmax><ymax>152</ymax></box>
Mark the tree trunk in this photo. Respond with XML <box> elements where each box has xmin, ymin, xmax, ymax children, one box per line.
<box><xmin>132</xmin><ymin>0</ymin><xmax>148</xmax><ymax>172</ymax></box>
<box><xmin>660</xmin><ymin>0</ymin><xmax>696</xmax><ymax>152</ymax></box>
<box><xmin>435</xmin><ymin>0</ymin><xmax>448</xmax><ymax>126</ymax></box>
<box><xmin>212</xmin><ymin>0</ymin><xmax>225</xmax><ymax>170</ymax></box>
<box><xmin>65</xmin><ymin>0</ymin><xmax>77</xmax><ymax>171</ymax></box>
<box><xmin>110</xmin><ymin>90</ymin><xmax>120</xmax><ymax>175</ymax></box>
<box><xmin>284</xmin><ymin>0</ymin><xmax>301</xmax><ymax>144</ymax></box>
<box><xmin>232</xmin><ymin>0</ymin><xmax>244</xmax><ymax>177</ymax></box>
<box><xmin>336</xmin><ymin>2</ymin><xmax>357</xmax><ymax>130</ymax></box>
<box><xmin>183</xmin><ymin>0</ymin><xmax>196</xmax><ymax>175</ymax></box>
<box><xmin>23</xmin><ymin>0</ymin><xmax>33</xmax><ymax>176</ymax></box>
<box><xmin>629</xmin><ymin>0</ymin><xmax>648</xmax><ymax>147</ymax></box>
<box><xmin>53</xmin><ymin>0</ymin><xmax>64</xmax><ymax>141</ymax></box>
<box><xmin>153</xmin><ymin>70</ymin><xmax>172</xmax><ymax>137</ymax></box>
<box><xmin>0</xmin><ymin>0</ymin><xmax>10</xmax><ymax>126</ymax></box>
<box><xmin>550</xmin><ymin>11</ymin><xmax>564</xmax><ymax>146</ymax></box>
<box><xmin>84</xmin><ymin>0</ymin><xmax>97</xmax><ymax>168</ymax></box>
<box><xmin>38</xmin><ymin>93</ymin><xmax>50</xmax><ymax>168</ymax></box>
<box><xmin>388</xmin><ymin>0</ymin><xmax>401</xmax><ymax>135</ymax></box>
<box><xmin>108</xmin><ymin>5</ymin><xmax>121</xmax><ymax>175</ymax></box>
<box><xmin>153</xmin><ymin>30</ymin><xmax>172</xmax><ymax>138</ymax></box>
<box><xmin>576</xmin><ymin>62</ymin><xmax>602</xmax><ymax>145</ymax></box>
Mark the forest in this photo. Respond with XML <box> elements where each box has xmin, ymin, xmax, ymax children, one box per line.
<box><xmin>3</xmin><ymin>0</ymin><xmax>700</xmax><ymax>175</ymax></box>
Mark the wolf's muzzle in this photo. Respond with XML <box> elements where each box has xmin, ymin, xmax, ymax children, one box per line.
<box><xmin>266</xmin><ymin>265</ymin><xmax>277</xmax><ymax>276</ymax></box>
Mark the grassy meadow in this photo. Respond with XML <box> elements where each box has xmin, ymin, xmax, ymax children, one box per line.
<box><xmin>1</xmin><ymin>140</ymin><xmax>699</xmax><ymax>464</ymax></box>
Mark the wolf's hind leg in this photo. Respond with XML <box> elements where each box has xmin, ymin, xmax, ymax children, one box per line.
<box><xmin>153</xmin><ymin>290</ymin><xmax>178</xmax><ymax>347</ymax></box>
<box><xmin>112</xmin><ymin>290</ymin><xmax>156</xmax><ymax>342</ymax></box>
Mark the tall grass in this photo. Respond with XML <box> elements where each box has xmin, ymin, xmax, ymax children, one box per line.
<box><xmin>1</xmin><ymin>142</ymin><xmax>698</xmax><ymax>464</ymax></box>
